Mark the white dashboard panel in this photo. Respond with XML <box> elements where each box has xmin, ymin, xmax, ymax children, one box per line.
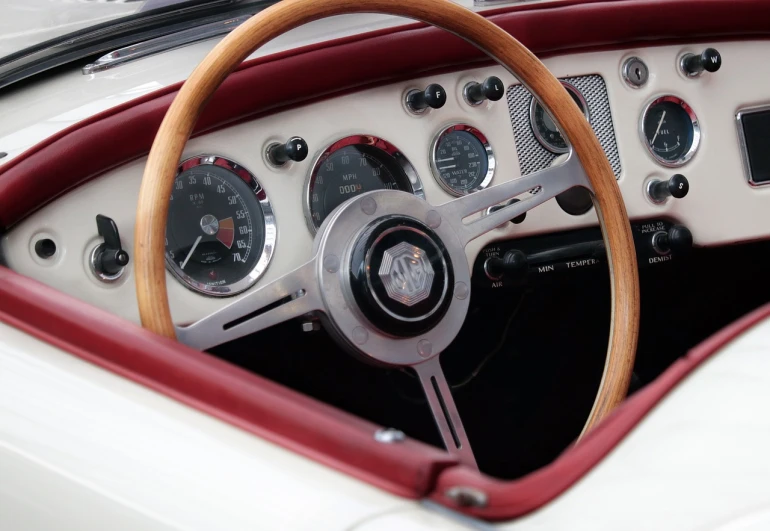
<box><xmin>3</xmin><ymin>41</ymin><xmax>770</xmax><ymax>325</ymax></box>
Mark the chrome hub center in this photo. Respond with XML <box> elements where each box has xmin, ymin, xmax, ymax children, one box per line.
<box><xmin>378</xmin><ymin>242</ymin><xmax>435</xmax><ymax>307</ymax></box>
<box><xmin>347</xmin><ymin>215</ymin><xmax>452</xmax><ymax>338</ymax></box>
<box><xmin>199</xmin><ymin>214</ymin><xmax>219</xmax><ymax>235</ymax></box>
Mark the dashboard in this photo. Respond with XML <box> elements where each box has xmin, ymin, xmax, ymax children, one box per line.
<box><xmin>3</xmin><ymin>40</ymin><xmax>770</xmax><ymax>326</ymax></box>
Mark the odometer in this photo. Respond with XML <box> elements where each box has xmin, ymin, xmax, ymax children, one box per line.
<box><xmin>305</xmin><ymin>135</ymin><xmax>424</xmax><ymax>233</ymax></box>
<box><xmin>165</xmin><ymin>156</ymin><xmax>275</xmax><ymax>297</ymax></box>
<box><xmin>430</xmin><ymin>124</ymin><xmax>494</xmax><ymax>196</ymax></box>
<box><xmin>641</xmin><ymin>96</ymin><xmax>700</xmax><ymax>167</ymax></box>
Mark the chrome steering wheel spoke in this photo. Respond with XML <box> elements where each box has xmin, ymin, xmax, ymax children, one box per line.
<box><xmin>414</xmin><ymin>357</ymin><xmax>478</xmax><ymax>469</ymax></box>
<box><xmin>176</xmin><ymin>258</ymin><xmax>322</xmax><ymax>351</ymax></box>
<box><xmin>438</xmin><ymin>152</ymin><xmax>590</xmax><ymax>247</ymax></box>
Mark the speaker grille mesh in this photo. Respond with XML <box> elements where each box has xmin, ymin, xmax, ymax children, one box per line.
<box><xmin>506</xmin><ymin>75</ymin><xmax>621</xmax><ymax>178</ymax></box>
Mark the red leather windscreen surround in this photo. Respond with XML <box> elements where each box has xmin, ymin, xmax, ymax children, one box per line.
<box><xmin>2</xmin><ymin>0</ymin><xmax>770</xmax><ymax>229</ymax></box>
<box><xmin>0</xmin><ymin>266</ymin><xmax>458</xmax><ymax>497</ymax></box>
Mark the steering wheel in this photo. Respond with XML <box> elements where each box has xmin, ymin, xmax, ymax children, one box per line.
<box><xmin>134</xmin><ymin>0</ymin><xmax>640</xmax><ymax>470</ymax></box>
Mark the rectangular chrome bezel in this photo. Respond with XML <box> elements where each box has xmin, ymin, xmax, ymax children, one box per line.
<box><xmin>736</xmin><ymin>104</ymin><xmax>770</xmax><ymax>187</ymax></box>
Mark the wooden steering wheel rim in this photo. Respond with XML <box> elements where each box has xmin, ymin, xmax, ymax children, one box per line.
<box><xmin>135</xmin><ymin>0</ymin><xmax>640</xmax><ymax>433</ymax></box>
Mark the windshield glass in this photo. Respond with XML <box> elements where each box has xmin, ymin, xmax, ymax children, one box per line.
<box><xmin>0</xmin><ymin>0</ymin><xmax>237</xmax><ymax>59</ymax></box>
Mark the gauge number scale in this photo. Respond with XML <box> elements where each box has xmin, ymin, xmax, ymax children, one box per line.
<box><xmin>641</xmin><ymin>96</ymin><xmax>700</xmax><ymax>167</ymax></box>
<box><xmin>306</xmin><ymin>136</ymin><xmax>423</xmax><ymax>232</ymax></box>
<box><xmin>165</xmin><ymin>156</ymin><xmax>275</xmax><ymax>296</ymax></box>
<box><xmin>430</xmin><ymin>124</ymin><xmax>494</xmax><ymax>196</ymax></box>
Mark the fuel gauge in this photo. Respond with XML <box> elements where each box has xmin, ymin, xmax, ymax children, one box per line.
<box><xmin>641</xmin><ymin>96</ymin><xmax>700</xmax><ymax>167</ymax></box>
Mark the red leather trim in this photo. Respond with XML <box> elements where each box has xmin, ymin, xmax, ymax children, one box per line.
<box><xmin>0</xmin><ymin>266</ymin><xmax>457</xmax><ymax>498</ymax></box>
<box><xmin>431</xmin><ymin>302</ymin><xmax>770</xmax><ymax>521</ymax></box>
<box><xmin>2</xmin><ymin>0</ymin><xmax>770</xmax><ymax>228</ymax></box>
<box><xmin>2</xmin><ymin>260</ymin><xmax>768</xmax><ymax>517</ymax></box>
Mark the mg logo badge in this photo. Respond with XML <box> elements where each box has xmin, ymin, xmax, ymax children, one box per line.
<box><xmin>378</xmin><ymin>242</ymin><xmax>434</xmax><ymax>306</ymax></box>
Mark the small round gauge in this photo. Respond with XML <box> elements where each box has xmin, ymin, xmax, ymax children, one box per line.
<box><xmin>430</xmin><ymin>124</ymin><xmax>495</xmax><ymax>196</ymax></box>
<box><xmin>165</xmin><ymin>155</ymin><xmax>275</xmax><ymax>297</ymax></box>
<box><xmin>641</xmin><ymin>96</ymin><xmax>700</xmax><ymax>167</ymax></box>
<box><xmin>305</xmin><ymin>135</ymin><xmax>424</xmax><ymax>233</ymax></box>
<box><xmin>530</xmin><ymin>81</ymin><xmax>590</xmax><ymax>154</ymax></box>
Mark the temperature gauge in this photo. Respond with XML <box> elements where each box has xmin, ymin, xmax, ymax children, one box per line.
<box><xmin>430</xmin><ymin>124</ymin><xmax>495</xmax><ymax>196</ymax></box>
<box><xmin>641</xmin><ymin>96</ymin><xmax>700</xmax><ymax>167</ymax></box>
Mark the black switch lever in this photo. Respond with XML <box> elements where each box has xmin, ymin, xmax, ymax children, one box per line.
<box><xmin>464</xmin><ymin>76</ymin><xmax>505</xmax><ymax>105</ymax></box>
<box><xmin>647</xmin><ymin>174</ymin><xmax>689</xmax><ymax>203</ymax></box>
<box><xmin>484</xmin><ymin>250</ymin><xmax>528</xmax><ymax>281</ymax></box>
<box><xmin>681</xmin><ymin>48</ymin><xmax>721</xmax><ymax>76</ymax></box>
<box><xmin>406</xmin><ymin>83</ymin><xmax>446</xmax><ymax>113</ymax></box>
<box><xmin>652</xmin><ymin>225</ymin><xmax>693</xmax><ymax>256</ymax></box>
<box><xmin>267</xmin><ymin>136</ymin><xmax>308</xmax><ymax>166</ymax></box>
<box><xmin>94</xmin><ymin>214</ymin><xmax>129</xmax><ymax>276</ymax></box>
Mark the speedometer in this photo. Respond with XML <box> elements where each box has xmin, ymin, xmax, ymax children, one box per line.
<box><xmin>305</xmin><ymin>135</ymin><xmax>424</xmax><ymax>233</ymax></box>
<box><xmin>165</xmin><ymin>155</ymin><xmax>276</xmax><ymax>297</ymax></box>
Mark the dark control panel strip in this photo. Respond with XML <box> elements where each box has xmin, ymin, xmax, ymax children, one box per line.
<box><xmin>474</xmin><ymin>219</ymin><xmax>692</xmax><ymax>289</ymax></box>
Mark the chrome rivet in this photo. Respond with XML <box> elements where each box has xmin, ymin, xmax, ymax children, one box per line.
<box><xmin>374</xmin><ymin>428</ymin><xmax>406</xmax><ymax>443</ymax></box>
<box><xmin>323</xmin><ymin>254</ymin><xmax>339</xmax><ymax>273</ymax></box>
<box><xmin>360</xmin><ymin>196</ymin><xmax>377</xmax><ymax>215</ymax></box>
<box><xmin>445</xmin><ymin>486</ymin><xmax>488</xmax><ymax>508</ymax></box>
<box><xmin>417</xmin><ymin>339</ymin><xmax>433</xmax><ymax>358</ymax></box>
<box><xmin>454</xmin><ymin>281</ymin><xmax>469</xmax><ymax>300</ymax></box>
<box><xmin>352</xmin><ymin>326</ymin><xmax>368</xmax><ymax>345</ymax></box>
<box><xmin>426</xmin><ymin>210</ymin><xmax>442</xmax><ymax>229</ymax></box>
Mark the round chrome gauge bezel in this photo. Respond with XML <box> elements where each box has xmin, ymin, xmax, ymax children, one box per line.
<box><xmin>429</xmin><ymin>123</ymin><xmax>495</xmax><ymax>196</ymax></box>
<box><xmin>165</xmin><ymin>154</ymin><xmax>276</xmax><ymax>297</ymax></box>
<box><xmin>639</xmin><ymin>95</ymin><xmax>701</xmax><ymax>168</ymax></box>
<box><xmin>529</xmin><ymin>81</ymin><xmax>590</xmax><ymax>154</ymax></box>
<box><xmin>304</xmin><ymin>134</ymin><xmax>425</xmax><ymax>235</ymax></box>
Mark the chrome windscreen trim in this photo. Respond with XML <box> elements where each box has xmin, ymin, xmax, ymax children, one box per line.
<box><xmin>83</xmin><ymin>14</ymin><xmax>251</xmax><ymax>75</ymax></box>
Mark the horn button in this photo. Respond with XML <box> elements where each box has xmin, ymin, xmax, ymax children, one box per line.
<box><xmin>348</xmin><ymin>216</ymin><xmax>453</xmax><ymax>337</ymax></box>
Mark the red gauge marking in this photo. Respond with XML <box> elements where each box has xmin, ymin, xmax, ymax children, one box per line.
<box><xmin>217</xmin><ymin>217</ymin><xmax>234</xmax><ymax>249</ymax></box>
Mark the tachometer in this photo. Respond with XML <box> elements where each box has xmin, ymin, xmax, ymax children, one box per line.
<box><xmin>641</xmin><ymin>96</ymin><xmax>700</xmax><ymax>167</ymax></box>
<box><xmin>305</xmin><ymin>135</ymin><xmax>423</xmax><ymax>233</ymax></box>
<box><xmin>530</xmin><ymin>81</ymin><xmax>590</xmax><ymax>153</ymax></box>
<box><xmin>165</xmin><ymin>155</ymin><xmax>275</xmax><ymax>297</ymax></box>
<box><xmin>430</xmin><ymin>124</ymin><xmax>495</xmax><ymax>196</ymax></box>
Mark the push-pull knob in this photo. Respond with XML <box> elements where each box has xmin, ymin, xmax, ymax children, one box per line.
<box><xmin>267</xmin><ymin>136</ymin><xmax>308</xmax><ymax>166</ymax></box>
<box><xmin>647</xmin><ymin>174</ymin><xmax>689</xmax><ymax>203</ymax></box>
<box><xmin>464</xmin><ymin>76</ymin><xmax>505</xmax><ymax>105</ymax></box>
<box><xmin>652</xmin><ymin>225</ymin><xmax>693</xmax><ymax>256</ymax></box>
<box><xmin>93</xmin><ymin>214</ymin><xmax>129</xmax><ymax>278</ymax></box>
<box><xmin>484</xmin><ymin>250</ymin><xmax>528</xmax><ymax>280</ymax></box>
<box><xmin>681</xmin><ymin>48</ymin><xmax>722</xmax><ymax>76</ymax></box>
<box><xmin>406</xmin><ymin>83</ymin><xmax>446</xmax><ymax>113</ymax></box>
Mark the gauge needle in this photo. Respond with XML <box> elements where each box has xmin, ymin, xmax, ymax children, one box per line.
<box><xmin>180</xmin><ymin>235</ymin><xmax>202</xmax><ymax>270</ymax></box>
<box><xmin>650</xmin><ymin>111</ymin><xmax>666</xmax><ymax>146</ymax></box>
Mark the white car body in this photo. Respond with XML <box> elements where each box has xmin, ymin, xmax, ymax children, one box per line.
<box><xmin>2</xmin><ymin>1</ymin><xmax>770</xmax><ymax>529</ymax></box>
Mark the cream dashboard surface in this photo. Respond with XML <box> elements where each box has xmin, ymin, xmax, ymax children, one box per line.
<box><xmin>3</xmin><ymin>41</ymin><xmax>769</xmax><ymax>326</ymax></box>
